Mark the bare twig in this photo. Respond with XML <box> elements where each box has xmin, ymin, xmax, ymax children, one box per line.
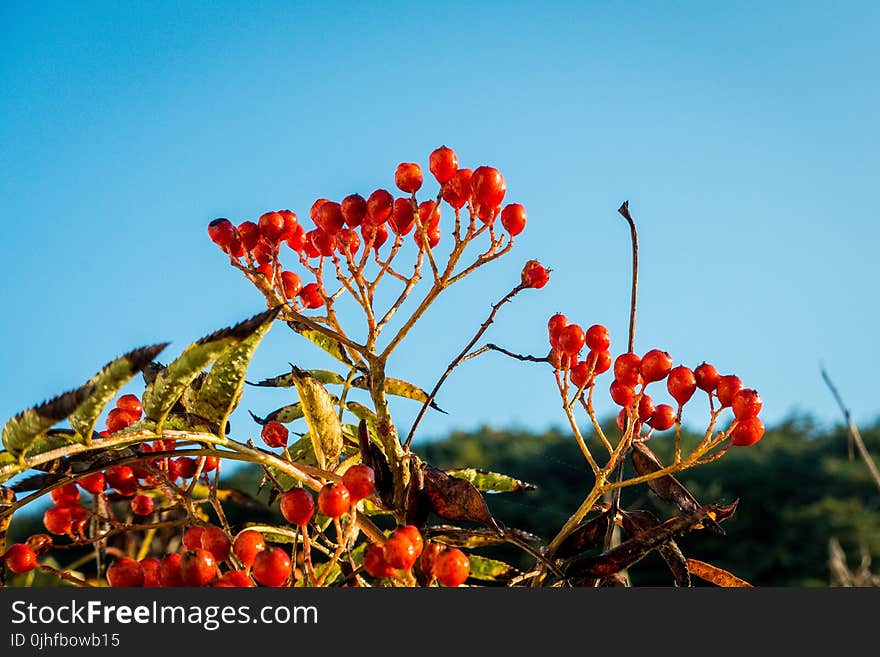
<box><xmin>821</xmin><ymin>367</ymin><xmax>880</xmax><ymax>493</ymax></box>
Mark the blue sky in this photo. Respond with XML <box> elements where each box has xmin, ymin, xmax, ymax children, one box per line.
<box><xmin>1</xmin><ymin>1</ymin><xmax>878</xmax><ymax>449</ymax></box>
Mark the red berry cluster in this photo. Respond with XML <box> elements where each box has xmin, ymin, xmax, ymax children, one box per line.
<box><xmin>362</xmin><ymin>527</ymin><xmax>469</xmax><ymax>586</ymax></box>
<box><xmin>548</xmin><ymin>316</ymin><xmax>765</xmax><ymax>445</ymax></box>
<box><xmin>207</xmin><ymin>146</ymin><xmax>527</xmax><ymax>310</ymax></box>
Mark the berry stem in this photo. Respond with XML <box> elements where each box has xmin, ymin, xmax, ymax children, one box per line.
<box><xmin>36</xmin><ymin>563</ymin><xmax>96</xmax><ymax>587</ymax></box>
<box><xmin>403</xmin><ymin>283</ymin><xmax>527</xmax><ymax>449</ymax></box>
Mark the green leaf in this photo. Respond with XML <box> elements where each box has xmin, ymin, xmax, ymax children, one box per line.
<box><xmin>68</xmin><ymin>343</ymin><xmax>169</xmax><ymax>443</ymax></box>
<box><xmin>189</xmin><ymin>307</ymin><xmax>279</xmax><ymax>432</ymax></box>
<box><xmin>248</xmin><ymin>367</ymin><xmax>346</xmax><ymax>388</ymax></box>
<box><xmin>249</xmin><ymin>404</ymin><xmax>305</xmax><ymax>426</ymax></box>
<box><xmin>288</xmin><ymin>322</ymin><xmax>354</xmax><ymax>367</ymax></box>
<box><xmin>2</xmin><ymin>386</ymin><xmax>95</xmax><ymax>458</ymax></box>
<box><xmin>142</xmin><ymin>308</ymin><xmax>279</xmax><ymax>426</ymax></box>
<box><xmin>467</xmin><ymin>555</ymin><xmax>521</xmax><ymax>582</ymax></box>
<box><xmin>345</xmin><ymin>402</ymin><xmax>377</xmax><ymax>426</ymax></box>
<box><xmin>351</xmin><ymin>376</ymin><xmax>446</xmax><ymax>413</ymax></box>
<box><xmin>447</xmin><ymin>468</ymin><xmax>537</xmax><ymax>494</ymax></box>
<box><xmin>289</xmin><ymin>367</ymin><xmax>343</xmax><ymax>470</ymax></box>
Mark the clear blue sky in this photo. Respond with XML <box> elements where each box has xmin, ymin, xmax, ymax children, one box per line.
<box><xmin>2</xmin><ymin>1</ymin><xmax>878</xmax><ymax>448</ymax></box>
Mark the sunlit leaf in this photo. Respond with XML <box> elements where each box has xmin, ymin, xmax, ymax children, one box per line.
<box><xmin>686</xmin><ymin>558</ymin><xmax>752</xmax><ymax>587</ymax></box>
<box><xmin>68</xmin><ymin>343</ymin><xmax>169</xmax><ymax>444</ymax></box>
<box><xmin>467</xmin><ymin>555</ymin><xmax>521</xmax><ymax>582</ymax></box>
<box><xmin>142</xmin><ymin>308</ymin><xmax>278</xmax><ymax>425</ymax></box>
<box><xmin>2</xmin><ymin>386</ymin><xmax>95</xmax><ymax>458</ymax></box>
<box><xmin>447</xmin><ymin>468</ymin><xmax>536</xmax><ymax>494</ymax></box>
<box><xmin>189</xmin><ymin>307</ymin><xmax>279</xmax><ymax>430</ymax></box>
<box><xmin>249</xmin><ymin>404</ymin><xmax>305</xmax><ymax>426</ymax></box>
<box><xmin>290</xmin><ymin>367</ymin><xmax>343</xmax><ymax>470</ymax></box>
<box><xmin>350</xmin><ymin>376</ymin><xmax>445</xmax><ymax>413</ymax></box>
<box><xmin>288</xmin><ymin>322</ymin><xmax>354</xmax><ymax>367</ymax></box>
<box><xmin>248</xmin><ymin>367</ymin><xmax>345</xmax><ymax>388</ymax></box>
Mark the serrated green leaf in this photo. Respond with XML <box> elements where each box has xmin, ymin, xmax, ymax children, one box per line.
<box><xmin>249</xmin><ymin>404</ymin><xmax>305</xmax><ymax>426</ymax></box>
<box><xmin>467</xmin><ymin>555</ymin><xmax>521</xmax><ymax>582</ymax></box>
<box><xmin>350</xmin><ymin>376</ymin><xmax>446</xmax><ymax>413</ymax></box>
<box><xmin>142</xmin><ymin>308</ymin><xmax>279</xmax><ymax>426</ymax></box>
<box><xmin>2</xmin><ymin>385</ymin><xmax>95</xmax><ymax>458</ymax></box>
<box><xmin>447</xmin><ymin>468</ymin><xmax>537</xmax><ymax>494</ymax></box>
<box><xmin>248</xmin><ymin>367</ymin><xmax>346</xmax><ymax>388</ymax></box>
<box><xmin>291</xmin><ymin>367</ymin><xmax>343</xmax><ymax>470</ymax></box>
<box><xmin>189</xmin><ymin>308</ymin><xmax>279</xmax><ymax>432</ymax></box>
<box><xmin>68</xmin><ymin>343</ymin><xmax>169</xmax><ymax>443</ymax></box>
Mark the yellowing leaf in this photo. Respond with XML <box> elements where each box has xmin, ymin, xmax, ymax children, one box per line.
<box><xmin>686</xmin><ymin>558</ymin><xmax>752</xmax><ymax>587</ymax></box>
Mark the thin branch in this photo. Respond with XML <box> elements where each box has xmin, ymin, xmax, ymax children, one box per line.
<box><xmin>821</xmin><ymin>367</ymin><xmax>880</xmax><ymax>493</ymax></box>
<box><xmin>404</xmin><ymin>284</ymin><xmax>527</xmax><ymax>449</ymax></box>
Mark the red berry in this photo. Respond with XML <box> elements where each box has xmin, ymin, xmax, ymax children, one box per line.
<box><xmin>214</xmin><ymin>570</ymin><xmax>255</xmax><ymax>587</ymax></box>
<box><xmin>557</xmin><ymin>324</ymin><xmax>585</xmax><ymax>355</ymax></box>
<box><xmin>176</xmin><ymin>457</ymin><xmax>197</xmax><ymax>479</ymax></box>
<box><xmin>610</xmin><ymin>381</ymin><xmax>636</xmax><ymax>408</ymax></box>
<box><xmin>616</xmin><ymin>408</ymin><xmax>642</xmax><ymax>434</ymax></box>
<box><xmin>279</xmin><ymin>488</ymin><xmax>316</xmax><ymax>526</ymax></box>
<box><xmin>315</xmin><ymin>201</ymin><xmax>345</xmax><ymax>235</ymax></box>
<box><xmin>261</xmin><ymin>421</ymin><xmax>289</xmax><ymax>449</ymax></box>
<box><xmin>258</xmin><ymin>211</ymin><xmax>286</xmax><ymax>244</ymax></box>
<box><xmin>395</xmin><ymin>162</ymin><xmax>423</xmax><ymax>193</ymax></box>
<box><xmin>731</xmin><ymin>416</ymin><xmax>765</xmax><ymax>446</ymax></box>
<box><xmin>521</xmin><ymin>260</ymin><xmax>550</xmax><ymax>289</ymax></box>
<box><xmin>383</xmin><ymin>532</ymin><xmax>418</xmax><ymax>570</ymax></box>
<box><xmin>716</xmin><ymin>375</ymin><xmax>743</xmax><ymax>408</ymax></box>
<box><xmin>470</xmin><ymin>166</ymin><xmax>506</xmax><ymax>208</ymax></box>
<box><xmin>207</xmin><ymin>218</ymin><xmax>236</xmax><ymax>249</ymax></box>
<box><xmin>548</xmin><ymin>313</ymin><xmax>568</xmax><ymax>348</ymax></box>
<box><xmin>201</xmin><ymin>526</ymin><xmax>232</xmax><ymax>562</ymax></box>
<box><xmin>613</xmin><ymin>353</ymin><xmax>642</xmax><ymax>387</ymax></box>
<box><xmin>648</xmin><ymin>404</ymin><xmax>676</xmax><ymax>431</ymax></box>
<box><xmin>106</xmin><ymin>407</ymin><xmax>139</xmax><ymax>434</ymax></box>
<box><xmin>414</xmin><ymin>201</ymin><xmax>442</xmax><ymax>249</ymax></box>
<box><xmin>585</xmin><ymin>325</ymin><xmax>611</xmax><ymax>352</ymax></box>
<box><xmin>667</xmin><ymin>366</ymin><xmax>697</xmax><ymax>406</ymax></box>
<box><xmin>587</xmin><ymin>349</ymin><xmax>612</xmax><ymax>375</ymax></box>
<box><xmin>116</xmin><ymin>394</ymin><xmax>143</xmax><ymax>417</ymax></box>
<box><xmin>182</xmin><ymin>526</ymin><xmax>206</xmax><ymax>552</ymax></box>
<box><xmin>397</xmin><ymin>525</ymin><xmax>424</xmax><ymax>557</ymax></box>
<box><xmin>342</xmin><ymin>464</ymin><xmax>375</xmax><ymax>502</ymax></box>
<box><xmin>50</xmin><ymin>483</ymin><xmax>80</xmax><ymax>508</ymax></box>
<box><xmin>570</xmin><ymin>361</ymin><xmax>593</xmax><ymax>389</ymax></box>
<box><xmin>253</xmin><ymin>238</ymin><xmax>275</xmax><ymax>265</ymax></box>
<box><xmin>280</xmin><ymin>271</ymin><xmax>302</xmax><ymax>299</ymax></box>
<box><xmin>336</xmin><ymin>228</ymin><xmax>361</xmax><ymax>257</ymax></box>
<box><xmin>140</xmin><ymin>557</ymin><xmax>161</xmax><ymax>587</ymax></box>
<box><xmin>180</xmin><ymin>549</ymin><xmax>218</xmax><ymax>587</ymax></box>
<box><xmin>232</xmin><ymin>530</ymin><xmax>267</xmax><ymax>568</ymax></box>
<box><xmin>285</xmin><ymin>223</ymin><xmax>307</xmax><ymax>253</ymax></box>
<box><xmin>429</xmin><ymin>146</ymin><xmax>458</xmax><ymax>184</ymax></box>
<box><xmin>4</xmin><ymin>544</ymin><xmax>37</xmax><ymax>574</ymax></box>
<box><xmin>43</xmin><ymin>506</ymin><xmax>73</xmax><ymax>535</ymax></box>
<box><xmin>363</xmin><ymin>543</ymin><xmax>396</xmax><ymax>579</ymax></box>
<box><xmin>362</xmin><ymin>222</ymin><xmax>389</xmax><ymax>251</ymax></box>
<box><xmin>435</xmin><ymin>548</ymin><xmax>470</xmax><ymax>587</ymax></box>
<box><xmin>107</xmin><ymin>557</ymin><xmax>145</xmax><ymax>587</ymax></box>
<box><xmin>310</xmin><ymin>198</ymin><xmax>329</xmax><ymax>223</ymax></box>
<box><xmin>158</xmin><ymin>554</ymin><xmax>184</xmax><ymax>587</ymax></box>
<box><xmin>732</xmin><ymin>388</ymin><xmax>763</xmax><ymax>420</ymax></box>
<box><xmin>279</xmin><ymin>210</ymin><xmax>299</xmax><ymax>241</ymax></box>
<box><xmin>341</xmin><ymin>194</ymin><xmax>368</xmax><ymax>227</ymax></box>
<box><xmin>78</xmin><ymin>472</ymin><xmax>105</xmax><ymax>495</ymax></box>
<box><xmin>202</xmin><ymin>456</ymin><xmax>220</xmax><ymax>473</ymax></box>
<box><xmin>105</xmin><ymin>465</ymin><xmax>137</xmax><ymax>496</ymax></box>
<box><xmin>638</xmin><ymin>394</ymin><xmax>656</xmax><ymax>422</ymax></box>
<box><xmin>317</xmin><ymin>482</ymin><xmax>351</xmax><ymax>518</ymax></box>
<box><xmin>307</xmin><ymin>228</ymin><xmax>336</xmax><ymax>257</ymax></box>
<box><xmin>367</xmin><ymin>189</ymin><xmax>394</xmax><ymax>225</ymax></box>
<box><xmin>475</xmin><ymin>201</ymin><xmax>498</xmax><ymax>225</ymax></box>
<box><xmin>389</xmin><ymin>197</ymin><xmax>416</xmax><ymax>235</ymax></box>
<box><xmin>441</xmin><ymin>168</ymin><xmax>472</xmax><ymax>209</ymax></box>
<box><xmin>130</xmin><ymin>494</ymin><xmax>154</xmax><ymax>516</ymax></box>
<box><xmin>497</xmin><ymin>203</ymin><xmax>525</xmax><ymax>236</ymax></box>
<box><xmin>298</xmin><ymin>283</ymin><xmax>325</xmax><ymax>309</ymax></box>
<box><xmin>419</xmin><ymin>542</ymin><xmax>443</xmax><ymax>579</ymax></box>
<box><xmin>252</xmin><ymin>547</ymin><xmax>291</xmax><ymax>587</ymax></box>
<box><xmin>237</xmin><ymin>220</ymin><xmax>260</xmax><ymax>252</ymax></box>
<box><xmin>641</xmin><ymin>349</ymin><xmax>673</xmax><ymax>383</ymax></box>
<box><xmin>694</xmin><ymin>362</ymin><xmax>721</xmax><ymax>393</ymax></box>
<box><xmin>227</xmin><ymin>233</ymin><xmax>246</xmax><ymax>258</ymax></box>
